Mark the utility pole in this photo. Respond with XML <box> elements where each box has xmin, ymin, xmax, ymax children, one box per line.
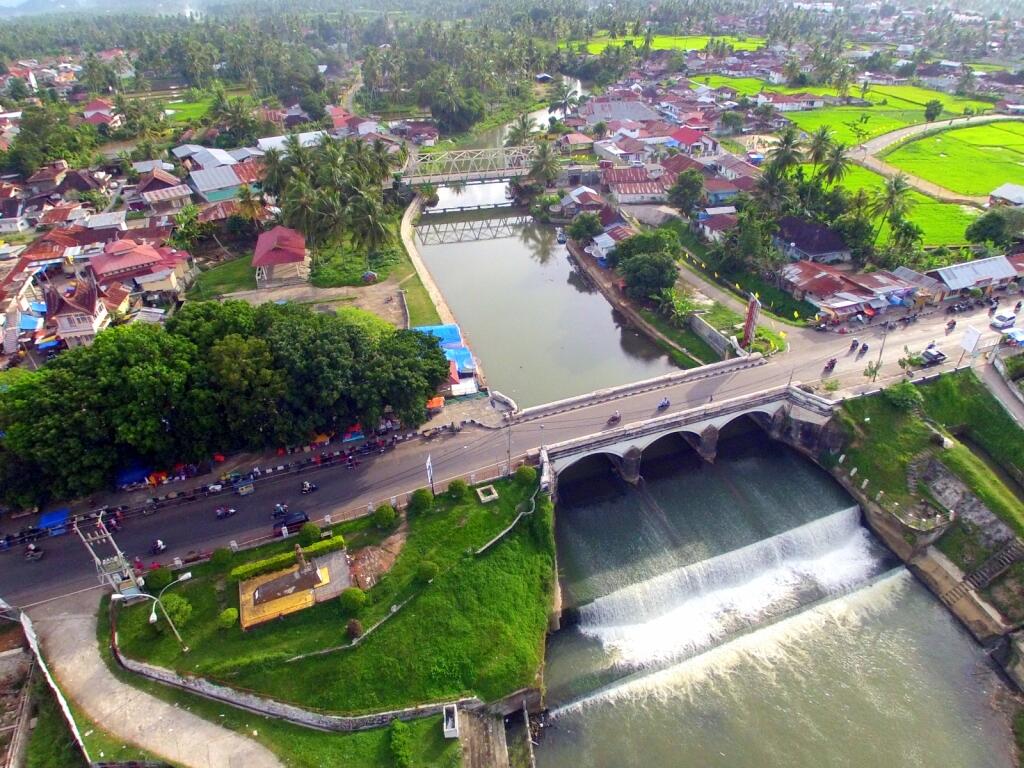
<box><xmin>505</xmin><ymin>420</ymin><xmax>512</xmax><ymax>477</ymax></box>
<box><xmin>872</xmin><ymin>323</ymin><xmax>889</xmax><ymax>381</ymax></box>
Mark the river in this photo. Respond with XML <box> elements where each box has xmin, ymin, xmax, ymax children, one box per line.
<box><xmin>535</xmin><ymin>427</ymin><xmax>1015</xmax><ymax>768</ymax></box>
<box><xmin>415</xmin><ymin>184</ymin><xmax>676</xmax><ymax>407</ymax></box>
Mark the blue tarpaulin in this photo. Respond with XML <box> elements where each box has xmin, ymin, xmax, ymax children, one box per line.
<box><xmin>29</xmin><ymin>301</ymin><xmax>47</xmax><ymax>314</ymax></box>
<box><xmin>413</xmin><ymin>324</ymin><xmax>463</xmax><ymax>348</ymax></box>
<box><xmin>444</xmin><ymin>346</ymin><xmax>476</xmax><ymax>373</ymax></box>
<box><xmin>38</xmin><ymin>508</ymin><xmax>70</xmax><ymax>536</ymax></box>
<box><xmin>116</xmin><ymin>464</ymin><xmax>151</xmax><ymax>487</ymax></box>
<box><xmin>36</xmin><ymin>339</ymin><xmax>60</xmax><ymax>350</ymax></box>
<box><xmin>18</xmin><ymin>314</ymin><xmax>42</xmax><ymax>331</ymax></box>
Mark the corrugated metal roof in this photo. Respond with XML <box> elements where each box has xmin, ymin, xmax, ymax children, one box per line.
<box><xmin>189</xmin><ymin>166</ymin><xmax>241</xmax><ymax>193</ymax></box>
<box><xmin>141</xmin><ymin>184</ymin><xmax>193</xmax><ymax>203</ymax></box>
<box><xmin>931</xmin><ymin>255</ymin><xmax>1016</xmax><ymax>290</ymax></box>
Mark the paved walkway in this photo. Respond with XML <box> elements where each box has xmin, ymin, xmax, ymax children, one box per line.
<box><xmin>979</xmin><ymin>360</ymin><xmax>1024</xmax><ymax>428</ymax></box>
<box><xmin>855</xmin><ymin>114</ymin><xmax>1024</xmax><ymax>207</ymax></box>
<box><xmin>400</xmin><ymin>195</ymin><xmax>457</xmax><ymax>325</ymax></box>
<box><xmin>29</xmin><ymin>592</ymin><xmax>282</xmax><ymax>768</ymax></box>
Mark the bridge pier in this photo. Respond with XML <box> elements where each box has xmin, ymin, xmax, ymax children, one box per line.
<box><xmin>611</xmin><ymin>446</ymin><xmax>643</xmax><ymax>485</ymax></box>
<box><xmin>683</xmin><ymin>425</ymin><xmax>720</xmax><ymax>463</ymax></box>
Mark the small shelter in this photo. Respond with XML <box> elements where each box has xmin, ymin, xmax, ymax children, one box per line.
<box><xmin>252</xmin><ymin>226</ymin><xmax>310</xmax><ymax>287</ymax></box>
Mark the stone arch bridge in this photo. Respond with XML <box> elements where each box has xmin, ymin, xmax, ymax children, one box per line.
<box><xmin>540</xmin><ymin>385</ymin><xmax>836</xmax><ymax>498</ymax></box>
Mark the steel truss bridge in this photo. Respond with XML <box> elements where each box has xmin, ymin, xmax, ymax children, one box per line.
<box><xmin>403</xmin><ymin>146</ymin><xmax>537</xmax><ymax>185</ymax></box>
<box><xmin>415</xmin><ymin>215</ymin><xmax>532</xmax><ymax>245</ymax></box>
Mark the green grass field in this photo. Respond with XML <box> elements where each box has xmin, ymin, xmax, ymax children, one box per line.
<box><xmin>117</xmin><ymin>480</ymin><xmax>554</xmax><ymax>715</ymax></box>
<box><xmin>567</xmin><ymin>33</ymin><xmax>765</xmax><ymax>54</ymax></box>
<box><xmin>815</xmin><ymin>164</ymin><xmax>978</xmax><ymax>245</ymax></box>
<box><xmin>881</xmin><ymin>121</ymin><xmax>1024</xmax><ymax>196</ymax></box>
<box><xmin>188</xmin><ymin>254</ymin><xmax>257</xmax><ymax>298</ymax></box>
<box><xmin>697</xmin><ymin>75</ymin><xmax>993</xmax><ymax>145</ymax></box>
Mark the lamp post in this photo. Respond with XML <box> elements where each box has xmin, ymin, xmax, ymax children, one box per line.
<box><xmin>112</xmin><ymin>571</ymin><xmax>192</xmax><ymax>652</ymax></box>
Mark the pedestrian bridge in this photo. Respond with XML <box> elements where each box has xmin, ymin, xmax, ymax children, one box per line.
<box><xmin>540</xmin><ymin>385</ymin><xmax>836</xmax><ymax>495</ymax></box>
<box><xmin>416</xmin><ymin>215</ymin><xmax>532</xmax><ymax>244</ymax></box>
<box><xmin>403</xmin><ymin>146</ymin><xmax>537</xmax><ymax>185</ymax></box>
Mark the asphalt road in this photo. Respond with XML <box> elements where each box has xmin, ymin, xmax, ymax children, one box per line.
<box><xmin>0</xmin><ymin>300</ymin><xmax>1009</xmax><ymax>607</ymax></box>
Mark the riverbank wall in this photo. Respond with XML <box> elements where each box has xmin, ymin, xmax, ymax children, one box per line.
<box><xmin>400</xmin><ymin>196</ymin><xmax>456</xmax><ymax>325</ymax></box>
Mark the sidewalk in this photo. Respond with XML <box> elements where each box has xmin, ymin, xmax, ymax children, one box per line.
<box><xmin>979</xmin><ymin>360</ymin><xmax>1024</xmax><ymax>428</ymax></box>
<box><xmin>29</xmin><ymin>591</ymin><xmax>282</xmax><ymax>768</ymax></box>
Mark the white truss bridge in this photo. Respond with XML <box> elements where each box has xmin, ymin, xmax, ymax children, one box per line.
<box><xmin>403</xmin><ymin>146</ymin><xmax>537</xmax><ymax>185</ymax></box>
<box><xmin>415</xmin><ymin>215</ymin><xmax>533</xmax><ymax>245</ymax></box>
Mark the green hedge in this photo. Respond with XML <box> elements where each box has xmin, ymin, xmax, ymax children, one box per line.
<box><xmin>228</xmin><ymin>535</ymin><xmax>346</xmax><ymax>582</ymax></box>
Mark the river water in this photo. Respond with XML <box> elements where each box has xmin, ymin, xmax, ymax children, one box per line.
<box><xmin>415</xmin><ymin>185</ymin><xmax>676</xmax><ymax>407</ymax></box>
<box><xmin>536</xmin><ymin>429</ymin><xmax>1015</xmax><ymax>768</ymax></box>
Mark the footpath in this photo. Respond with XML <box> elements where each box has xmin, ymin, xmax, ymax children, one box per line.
<box><xmin>29</xmin><ymin>591</ymin><xmax>282</xmax><ymax>768</ymax></box>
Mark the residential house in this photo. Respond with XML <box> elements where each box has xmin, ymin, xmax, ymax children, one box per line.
<box><xmin>141</xmin><ymin>184</ymin><xmax>193</xmax><ymax>215</ymax></box>
<box><xmin>252</xmin><ymin>226</ymin><xmax>309</xmax><ymax>287</ymax></box>
<box><xmin>558</xmin><ymin>186</ymin><xmax>606</xmax><ymax>217</ymax></box>
<box><xmin>699</xmin><ymin>212</ymin><xmax>738</xmax><ymax>243</ymax></box>
<box><xmin>43</xmin><ymin>273</ymin><xmax>109</xmax><ymax>347</ymax></box>
<box><xmin>188</xmin><ymin>147</ymin><xmax>237</xmax><ymax>171</ymax></box>
<box><xmin>89</xmin><ymin>238</ymin><xmax>194</xmax><ymax>298</ymax></box>
<box><xmin>135</xmin><ymin>169</ymin><xmax>182</xmax><ymax>199</ymax></box>
<box><xmin>703</xmin><ymin>177</ymin><xmax>739</xmax><ymax>206</ymax></box>
<box><xmin>594</xmin><ymin>136</ymin><xmax>649</xmax><ymax>165</ymax></box>
<box><xmin>754</xmin><ymin>92</ymin><xmax>825</xmax><ymax>112</ymax></box>
<box><xmin>84</xmin><ymin>211</ymin><xmax>126</xmax><ymax>231</ymax></box>
<box><xmin>892</xmin><ymin>266</ymin><xmax>947</xmax><ymax>305</ymax></box>
<box><xmin>927</xmin><ymin>255</ymin><xmax>1018</xmax><ymax>296</ymax></box>
<box><xmin>257</xmin><ymin>131</ymin><xmax>329</xmax><ymax>154</ymax></box>
<box><xmin>580</xmin><ymin>99</ymin><xmax>661</xmax><ymax>125</ymax></box>
<box><xmin>131</xmin><ymin>159</ymin><xmax>175</xmax><ymax>175</ymax></box>
<box><xmin>81</xmin><ymin>98</ymin><xmax>123</xmax><ymax>131</ymax></box>
<box><xmin>188</xmin><ymin>166</ymin><xmax>244</xmax><ymax>203</ymax></box>
<box><xmin>57</xmin><ymin>169</ymin><xmax>107</xmax><ymax>196</ymax></box>
<box><xmin>559</xmin><ymin>132</ymin><xmax>594</xmax><ymax>155</ymax></box>
<box><xmin>774</xmin><ymin>216</ymin><xmax>851</xmax><ymax>264</ymax></box>
<box><xmin>990</xmin><ymin>183</ymin><xmax>1024</xmax><ymax>207</ymax></box>
<box><xmin>608</xmin><ymin>181</ymin><xmax>667</xmax><ymax>204</ymax></box>
<box><xmin>667</xmin><ymin>127</ymin><xmax>719</xmax><ymax>156</ymax></box>
<box><xmin>588</xmin><ymin>224</ymin><xmax>636</xmax><ymax>261</ymax></box>
<box><xmin>0</xmin><ymin>196</ymin><xmax>27</xmax><ymax>234</ymax></box>
<box><xmin>37</xmin><ymin>202</ymin><xmax>87</xmax><ymax>228</ymax></box>
<box><xmin>27</xmin><ymin>160</ymin><xmax>69</xmax><ymax>195</ymax></box>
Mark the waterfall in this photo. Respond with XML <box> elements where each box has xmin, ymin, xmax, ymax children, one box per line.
<box><xmin>577</xmin><ymin>506</ymin><xmax>880</xmax><ymax>668</ymax></box>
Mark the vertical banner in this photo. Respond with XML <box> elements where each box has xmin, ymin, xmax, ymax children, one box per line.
<box><xmin>426</xmin><ymin>454</ymin><xmax>435</xmax><ymax>495</ymax></box>
<box><xmin>742</xmin><ymin>293</ymin><xmax>761</xmax><ymax>350</ymax></box>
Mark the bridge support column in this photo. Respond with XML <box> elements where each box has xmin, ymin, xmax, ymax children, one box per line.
<box><xmin>696</xmin><ymin>425</ymin><xmax>719</xmax><ymax>463</ymax></box>
<box><xmin>611</xmin><ymin>446</ymin><xmax>643</xmax><ymax>485</ymax></box>
<box><xmin>769</xmin><ymin>405</ymin><xmax>790</xmax><ymax>440</ymax></box>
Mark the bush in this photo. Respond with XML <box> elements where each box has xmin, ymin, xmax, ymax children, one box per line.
<box><xmin>217</xmin><ymin>608</ymin><xmax>238</xmax><ymax>630</ymax></box>
<box><xmin>417</xmin><ymin>560</ymin><xmax>439</xmax><ymax>583</ymax></box>
<box><xmin>303</xmin><ymin>535</ymin><xmax>345</xmax><ymax>556</ymax></box>
<box><xmin>158</xmin><ymin>593</ymin><xmax>192</xmax><ymax>632</ymax></box>
<box><xmin>227</xmin><ymin>536</ymin><xmax>346</xmax><ymax>582</ymax></box>
<box><xmin>299</xmin><ymin>522</ymin><xmax>321</xmax><ymax>546</ymax></box>
<box><xmin>340</xmin><ymin>587</ymin><xmax>367</xmax><ymax>615</ymax></box>
<box><xmin>389</xmin><ymin>719</ymin><xmax>414</xmax><ymax>768</ymax></box>
<box><xmin>514</xmin><ymin>465</ymin><xmax>537</xmax><ymax>487</ymax></box>
<box><xmin>210</xmin><ymin>548</ymin><xmax>233</xmax><ymax>569</ymax></box>
<box><xmin>884</xmin><ymin>381</ymin><xmax>924</xmax><ymax>411</ymax></box>
<box><xmin>346</xmin><ymin>618</ymin><xmax>364</xmax><ymax>640</ymax></box>
<box><xmin>408</xmin><ymin>488</ymin><xmax>434</xmax><ymax>514</ymax></box>
<box><xmin>373</xmin><ymin>504</ymin><xmax>397</xmax><ymax>529</ymax></box>
<box><xmin>145</xmin><ymin>567</ymin><xmax>173</xmax><ymax>592</ymax></box>
<box><xmin>447</xmin><ymin>479</ymin><xmax>469</xmax><ymax>500</ymax></box>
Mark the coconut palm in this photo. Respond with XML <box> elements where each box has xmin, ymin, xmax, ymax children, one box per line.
<box><xmin>820</xmin><ymin>142</ymin><xmax>850</xmax><ymax>186</ymax></box>
<box><xmin>806</xmin><ymin>126</ymin><xmax>834</xmax><ymax>176</ymax></box>
<box><xmin>870</xmin><ymin>173</ymin><xmax>915</xmax><ymax>242</ymax></box>
<box><xmin>506</xmin><ymin>113</ymin><xmax>538</xmax><ymax>146</ymax></box>
<box><xmin>549</xmin><ymin>79</ymin><xmax>579</xmax><ymax>116</ymax></box>
<box><xmin>260</xmin><ymin>148</ymin><xmax>288</xmax><ymax>198</ymax></box>
<box><xmin>767</xmin><ymin>126</ymin><xmax>804</xmax><ymax>173</ymax></box>
<box><xmin>236</xmin><ymin>183</ymin><xmax>264</xmax><ymax>236</ymax></box>
<box><xmin>528</xmin><ymin>142</ymin><xmax>560</xmax><ymax>186</ymax></box>
<box><xmin>754</xmin><ymin>162</ymin><xmax>795</xmax><ymax>214</ymax></box>
<box><xmin>346</xmin><ymin>190</ymin><xmax>389</xmax><ymax>269</ymax></box>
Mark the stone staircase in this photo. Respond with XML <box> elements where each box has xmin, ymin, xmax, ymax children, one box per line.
<box><xmin>941</xmin><ymin>539</ymin><xmax>1024</xmax><ymax>606</ymax></box>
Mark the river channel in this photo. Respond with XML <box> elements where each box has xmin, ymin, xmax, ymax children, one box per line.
<box><xmin>534</xmin><ymin>427</ymin><xmax>1015</xmax><ymax>767</ymax></box>
<box><xmin>415</xmin><ymin>183</ymin><xmax>675</xmax><ymax>407</ymax></box>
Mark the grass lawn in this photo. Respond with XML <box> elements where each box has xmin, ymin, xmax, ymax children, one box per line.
<box><xmin>699</xmin><ymin>301</ymin><xmax>786</xmax><ymax>355</ymax></box>
<box><xmin>815</xmin><ymin>164</ymin><xmax>979</xmax><ymax>246</ymax></box>
<box><xmin>188</xmin><ymin>254</ymin><xmax>257</xmax><ymax>299</ymax></box>
<box><xmin>163</xmin><ymin>97</ymin><xmax>215</xmax><ymax>123</ymax></box>
<box><xmin>117</xmin><ymin>479</ymin><xmax>554</xmax><ymax>714</ymax></box>
<box><xmin>566</xmin><ymin>33</ymin><xmax>765</xmax><ymax>54</ymax></box>
<box><xmin>881</xmin><ymin>121</ymin><xmax>1024</xmax><ymax>196</ymax></box>
<box><xmin>638</xmin><ymin>308</ymin><xmax>719</xmax><ymax>367</ymax></box>
<box><xmin>25</xmin><ymin>678</ymin><xmax>88</xmax><ymax>768</ymax></box>
<box><xmin>95</xmin><ymin>603</ymin><xmax>459</xmax><ymax>768</ymax></box>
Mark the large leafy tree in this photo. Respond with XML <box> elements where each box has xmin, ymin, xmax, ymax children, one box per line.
<box><xmin>667</xmin><ymin>169</ymin><xmax>705</xmax><ymax>215</ymax></box>
<box><xmin>620</xmin><ymin>251</ymin><xmax>678</xmax><ymax>300</ymax></box>
<box><xmin>529</xmin><ymin>142</ymin><xmax>560</xmax><ymax>186</ymax></box>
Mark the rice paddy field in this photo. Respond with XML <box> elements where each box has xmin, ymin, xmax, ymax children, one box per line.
<box><xmin>881</xmin><ymin>120</ymin><xmax>1024</xmax><ymax>196</ymax></box>
<box><xmin>567</xmin><ymin>34</ymin><xmax>765</xmax><ymax>54</ymax></box>
<box><xmin>696</xmin><ymin>75</ymin><xmax>994</xmax><ymax>145</ymax></box>
<box><xmin>813</xmin><ymin>164</ymin><xmax>979</xmax><ymax>246</ymax></box>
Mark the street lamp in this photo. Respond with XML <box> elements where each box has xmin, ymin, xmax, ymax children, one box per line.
<box><xmin>112</xmin><ymin>571</ymin><xmax>192</xmax><ymax>653</ymax></box>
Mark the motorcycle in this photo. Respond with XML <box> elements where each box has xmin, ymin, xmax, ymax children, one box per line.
<box><xmin>271</xmin><ymin>503</ymin><xmax>289</xmax><ymax>519</ymax></box>
<box><xmin>150</xmin><ymin>540</ymin><xmax>166</xmax><ymax>555</ymax></box>
<box><xmin>850</xmin><ymin>338</ymin><xmax>859</xmax><ymax>351</ymax></box>
<box><xmin>860</xmin><ymin>343</ymin><xmax>869</xmax><ymax>354</ymax></box>
<box><xmin>946</xmin><ymin>320</ymin><xmax>957</xmax><ymax>333</ymax></box>
<box><xmin>656</xmin><ymin>398</ymin><xmax>670</xmax><ymax>411</ymax></box>
<box><xmin>824</xmin><ymin>358</ymin><xmax>837</xmax><ymax>373</ymax></box>
<box><xmin>24</xmin><ymin>547</ymin><xmax>44</xmax><ymax>562</ymax></box>
<box><xmin>215</xmin><ymin>506</ymin><xmax>237</xmax><ymax>520</ymax></box>
<box><xmin>607</xmin><ymin>413</ymin><xmax>622</xmax><ymax>426</ymax></box>
<box><xmin>300</xmin><ymin>482</ymin><xmax>319</xmax><ymax>495</ymax></box>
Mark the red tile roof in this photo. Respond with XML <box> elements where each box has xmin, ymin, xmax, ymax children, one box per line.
<box><xmin>90</xmin><ymin>239</ymin><xmax>162</xmax><ymax>280</ymax></box>
<box><xmin>670</xmin><ymin>127</ymin><xmax>705</xmax><ymax>145</ymax></box>
<box><xmin>253</xmin><ymin>226</ymin><xmax>306</xmax><ymax>267</ymax></box>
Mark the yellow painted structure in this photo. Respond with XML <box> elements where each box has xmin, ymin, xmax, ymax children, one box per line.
<box><xmin>238</xmin><ymin>564</ymin><xmax>330</xmax><ymax>630</ymax></box>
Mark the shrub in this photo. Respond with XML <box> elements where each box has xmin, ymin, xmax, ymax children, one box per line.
<box><xmin>884</xmin><ymin>381</ymin><xmax>924</xmax><ymax>411</ymax></box>
<box><xmin>217</xmin><ymin>608</ymin><xmax>238</xmax><ymax>630</ymax></box>
<box><xmin>373</xmin><ymin>504</ymin><xmax>397</xmax><ymax>529</ymax></box>
<box><xmin>340</xmin><ymin>587</ymin><xmax>367</xmax><ymax>615</ymax></box>
<box><xmin>299</xmin><ymin>522</ymin><xmax>321</xmax><ymax>546</ymax></box>
<box><xmin>408</xmin><ymin>488</ymin><xmax>434</xmax><ymax>515</ymax></box>
<box><xmin>227</xmin><ymin>536</ymin><xmax>346</xmax><ymax>581</ymax></box>
<box><xmin>145</xmin><ymin>567</ymin><xmax>173</xmax><ymax>592</ymax></box>
<box><xmin>209</xmin><ymin>548</ymin><xmax>233</xmax><ymax>569</ymax></box>
<box><xmin>389</xmin><ymin>719</ymin><xmax>414</xmax><ymax>768</ymax></box>
<box><xmin>158</xmin><ymin>593</ymin><xmax>192</xmax><ymax>631</ymax></box>
<box><xmin>447</xmin><ymin>479</ymin><xmax>469</xmax><ymax>500</ymax></box>
<box><xmin>417</xmin><ymin>560</ymin><xmax>439</xmax><ymax>583</ymax></box>
<box><xmin>304</xmin><ymin>535</ymin><xmax>345</xmax><ymax>556</ymax></box>
<box><xmin>346</xmin><ymin>618</ymin><xmax>364</xmax><ymax>640</ymax></box>
<box><xmin>514</xmin><ymin>465</ymin><xmax>537</xmax><ymax>487</ymax></box>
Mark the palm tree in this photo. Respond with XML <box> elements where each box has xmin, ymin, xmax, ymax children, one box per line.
<box><xmin>755</xmin><ymin>162</ymin><xmax>795</xmax><ymax>214</ymax></box>
<box><xmin>260</xmin><ymin>148</ymin><xmax>288</xmax><ymax>199</ymax></box>
<box><xmin>549</xmin><ymin>79</ymin><xmax>579</xmax><ymax>116</ymax></box>
<box><xmin>346</xmin><ymin>190</ymin><xmax>389</xmax><ymax>269</ymax></box>
<box><xmin>870</xmin><ymin>173</ymin><xmax>915</xmax><ymax>242</ymax></box>
<box><xmin>767</xmin><ymin>126</ymin><xmax>804</xmax><ymax>173</ymax></box>
<box><xmin>506</xmin><ymin>113</ymin><xmax>538</xmax><ymax>146</ymax></box>
<box><xmin>832</xmin><ymin>64</ymin><xmax>852</xmax><ymax>103</ymax></box>
<box><xmin>820</xmin><ymin>142</ymin><xmax>850</xmax><ymax>186</ymax></box>
<box><xmin>528</xmin><ymin>142</ymin><xmax>560</xmax><ymax>186</ymax></box>
<box><xmin>236</xmin><ymin>184</ymin><xmax>263</xmax><ymax>236</ymax></box>
<box><xmin>806</xmin><ymin>126</ymin><xmax>834</xmax><ymax>176</ymax></box>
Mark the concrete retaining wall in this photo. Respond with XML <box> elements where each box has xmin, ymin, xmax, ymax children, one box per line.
<box><xmin>688</xmin><ymin>314</ymin><xmax>744</xmax><ymax>359</ymax></box>
<box><xmin>993</xmin><ymin>354</ymin><xmax>1024</xmax><ymax>412</ymax></box>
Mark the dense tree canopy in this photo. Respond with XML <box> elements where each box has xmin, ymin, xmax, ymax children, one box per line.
<box><xmin>0</xmin><ymin>302</ymin><xmax>447</xmax><ymax>507</ymax></box>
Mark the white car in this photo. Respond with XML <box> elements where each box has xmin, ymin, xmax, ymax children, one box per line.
<box><xmin>991</xmin><ymin>312</ymin><xmax>1017</xmax><ymax>330</ymax></box>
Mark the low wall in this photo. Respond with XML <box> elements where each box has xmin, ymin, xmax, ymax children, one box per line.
<box><xmin>399</xmin><ymin>195</ymin><xmax>456</xmax><ymax>325</ymax></box>
<box><xmin>111</xmin><ymin>625</ymin><xmax>484</xmax><ymax>731</ymax></box>
<box><xmin>688</xmin><ymin>314</ymin><xmax>743</xmax><ymax>359</ymax></box>
<box><xmin>993</xmin><ymin>354</ymin><xmax>1024</xmax><ymax>412</ymax></box>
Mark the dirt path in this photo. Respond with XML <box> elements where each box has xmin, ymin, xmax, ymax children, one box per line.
<box><xmin>223</xmin><ymin>281</ymin><xmax>408</xmax><ymax>327</ymax></box>
<box><xmin>854</xmin><ymin>114</ymin><xmax>1024</xmax><ymax>207</ymax></box>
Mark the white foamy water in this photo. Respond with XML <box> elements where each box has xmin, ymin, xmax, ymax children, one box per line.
<box><xmin>577</xmin><ymin>506</ymin><xmax>879</xmax><ymax>666</ymax></box>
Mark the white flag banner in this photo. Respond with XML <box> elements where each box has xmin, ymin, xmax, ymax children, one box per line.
<box><xmin>426</xmin><ymin>454</ymin><xmax>434</xmax><ymax>485</ymax></box>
